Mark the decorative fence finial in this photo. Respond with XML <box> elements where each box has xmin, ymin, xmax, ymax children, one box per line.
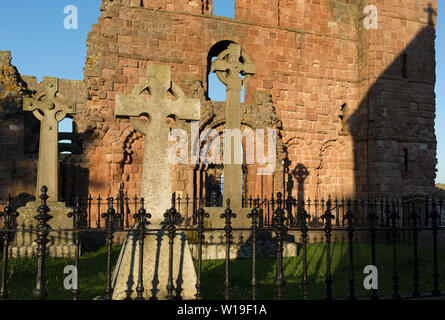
<box><xmin>273</xmin><ymin>192</ymin><xmax>287</xmax><ymax>300</ymax></box>
<box><xmin>133</xmin><ymin>198</ymin><xmax>151</xmax><ymax>300</ymax></box>
<box><xmin>0</xmin><ymin>195</ymin><xmax>19</xmax><ymax>300</ymax></box>
<box><xmin>32</xmin><ymin>186</ymin><xmax>53</xmax><ymax>300</ymax></box>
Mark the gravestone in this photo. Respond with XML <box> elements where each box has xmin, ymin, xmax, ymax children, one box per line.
<box><xmin>206</xmin><ymin>43</ymin><xmax>256</xmax><ymax>229</ymax></box>
<box><xmin>111</xmin><ymin>65</ymin><xmax>200</xmax><ymax>300</ymax></box>
<box><xmin>12</xmin><ymin>77</ymin><xmax>76</xmax><ymax>258</ymax></box>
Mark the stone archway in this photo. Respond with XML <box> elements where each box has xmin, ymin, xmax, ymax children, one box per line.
<box><xmin>197</xmin><ymin>90</ymin><xmax>286</xmax><ymax>201</ymax></box>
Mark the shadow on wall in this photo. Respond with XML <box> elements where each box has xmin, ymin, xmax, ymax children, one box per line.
<box><xmin>283</xmin><ymin>156</ymin><xmax>309</xmax><ymax>222</ymax></box>
<box><xmin>348</xmin><ymin>4</ymin><xmax>437</xmax><ymax>198</ymax></box>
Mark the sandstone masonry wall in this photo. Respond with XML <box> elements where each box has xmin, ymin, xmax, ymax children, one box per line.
<box><xmin>0</xmin><ymin>0</ymin><xmax>438</xmax><ymax>214</ymax></box>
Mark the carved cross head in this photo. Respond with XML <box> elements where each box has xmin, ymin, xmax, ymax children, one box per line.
<box><xmin>23</xmin><ymin>77</ymin><xmax>76</xmax><ymax>122</ymax></box>
<box><xmin>212</xmin><ymin>43</ymin><xmax>256</xmax><ymax>89</ymax></box>
<box><xmin>115</xmin><ymin>65</ymin><xmax>200</xmax><ymax>136</ymax></box>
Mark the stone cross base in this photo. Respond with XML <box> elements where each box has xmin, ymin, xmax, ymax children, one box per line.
<box><xmin>111</xmin><ymin>230</ymin><xmax>197</xmax><ymax>300</ymax></box>
<box><xmin>11</xmin><ymin>201</ymin><xmax>76</xmax><ymax>258</ymax></box>
<box><xmin>187</xmin><ymin>230</ymin><xmax>299</xmax><ymax>260</ymax></box>
<box><xmin>8</xmin><ymin>244</ymin><xmax>76</xmax><ymax>258</ymax></box>
<box><xmin>205</xmin><ymin>207</ymin><xmax>252</xmax><ymax>229</ymax></box>
<box><xmin>189</xmin><ymin>241</ymin><xmax>300</xmax><ymax>260</ymax></box>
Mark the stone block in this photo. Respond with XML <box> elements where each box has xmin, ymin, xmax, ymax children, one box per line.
<box><xmin>111</xmin><ymin>230</ymin><xmax>197</xmax><ymax>300</ymax></box>
<box><xmin>11</xmin><ymin>201</ymin><xmax>76</xmax><ymax>258</ymax></box>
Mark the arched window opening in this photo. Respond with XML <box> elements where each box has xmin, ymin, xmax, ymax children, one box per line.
<box><xmin>212</xmin><ymin>0</ymin><xmax>235</xmax><ymax>18</ymax></box>
<box><xmin>59</xmin><ymin>118</ymin><xmax>73</xmax><ymax>155</ymax></box>
<box><xmin>207</xmin><ymin>40</ymin><xmax>245</xmax><ymax>102</ymax></box>
<box><xmin>208</xmin><ymin>57</ymin><xmax>227</xmax><ymax>101</ymax></box>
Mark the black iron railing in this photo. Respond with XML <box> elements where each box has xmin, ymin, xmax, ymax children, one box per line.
<box><xmin>68</xmin><ymin>192</ymin><xmax>445</xmax><ymax>230</ymax></box>
<box><xmin>0</xmin><ymin>186</ymin><xmax>444</xmax><ymax>300</ymax></box>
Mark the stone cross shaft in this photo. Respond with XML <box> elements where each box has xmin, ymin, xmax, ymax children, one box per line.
<box><xmin>115</xmin><ymin>65</ymin><xmax>200</xmax><ymax>224</ymax></box>
<box><xmin>212</xmin><ymin>43</ymin><xmax>256</xmax><ymax>208</ymax></box>
<box><xmin>23</xmin><ymin>77</ymin><xmax>76</xmax><ymax>202</ymax></box>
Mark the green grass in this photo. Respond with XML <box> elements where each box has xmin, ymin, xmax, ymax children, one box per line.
<box><xmin>0</xmin><ymin>246</ymin><xmax>122</xmax><ymax>300</ymax></box>
<box><xmin>0</xmin><ymin>242</ymin><xmax>443</xmax><ymax>300</ymax></box>
<box><xmin>199</xmin><ymin>242</ymin><xmax>445</xmax><ymax>300</ymax></box>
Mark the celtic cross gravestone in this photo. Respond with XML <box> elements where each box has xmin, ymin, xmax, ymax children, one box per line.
<box><xmin>207</xmin><ymin>43</ymin><xmax>256</xmax><ymax>228</ymax></box>
<box><xmin>12</xmin><ymin>77</ymin><xmax>76</xmax><ymax>258</ymax></box>
<box><xmin>111</xmin><ymin>65</ymin><xmax>200</xmax><ymax>300</ymax></box>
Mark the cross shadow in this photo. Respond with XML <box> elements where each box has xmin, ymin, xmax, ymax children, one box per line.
<box><xmin>292</xmin><ymin>163</ymin><xmax>309</xmax><ymax>210</ymax></box>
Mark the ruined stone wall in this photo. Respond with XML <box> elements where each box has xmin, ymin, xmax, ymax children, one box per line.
<box><xmin>0</xmin><ymin>51</ymin><xmax>89</xmax><ymax>202</ymax></box>
<box><xmin>0</xmin><ymin>0</ymin><xmax>438</xmax><ymax>215</ymax></box>
<box><xmin>0</xmin><ymin>51</ymin><xmax>36</xmax><ymax>201</ymax></box>
<box><xmin>82</xmin><ymin>0</ymin><xmax>364</xmax><ymax>203</ymax></box>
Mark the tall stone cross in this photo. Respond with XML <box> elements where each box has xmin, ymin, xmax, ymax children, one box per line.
<box><xmin>115</xmin><ymin>65</ymin><xmax>200</xmax><ymax>224</ymax></box>
<box><xmin>23</xmin><ymin>77</ymin><xmax>76</xmax><ymax>202</ymax></box>
<box><xmin>212</xmin><ymin>43</ymin><xmax>256</xmax><ymax>208</ymax></box>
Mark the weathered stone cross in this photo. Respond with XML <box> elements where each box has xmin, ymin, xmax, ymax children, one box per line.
<box><xmin>115</xmin><ymin>64</ymin><xmax>200</xmax><ymax>224</ymax></box>
<box><xmin>212</xmin><ymin>43</ymin><xmax>256</xmax><ymax>208</ymax></box>
<box><xmin>112</xmin><ymin>65</ymin><xmax>200</xmax><ymax>300</ymax></box>
<box><xmin>23</xmin><ymin>77</ymin><xmax>76</xmax><ymax>202</ymax></box>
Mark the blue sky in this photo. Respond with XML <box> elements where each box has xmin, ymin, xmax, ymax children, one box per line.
<box><xmin>435</xmin><ymin>1</ymin><xmax>444</xmax><ymax>183</ymax></box>
<box><xmin>0</xmin><ymin>1</ymin><xmax>443</xmax><ymax>183</ymax></box>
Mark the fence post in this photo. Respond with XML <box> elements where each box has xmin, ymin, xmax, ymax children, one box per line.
<box><xmin>164</xmin><ymin>195</ymin><xmax>181</xmax><ymax>300</ymax></box>
<box><xmin>67</xmin><ymin>196</ymin><xmax>86</xmax><ymax>300</ymax></box>
<box><xmin>430</xmin><ymin>197</ymin><xmax>441</xmax><ymax>296</ymax></box>
<box><xmin>194</xmin><ymin>200</ymin><xmax>208</xmax><ymax>300</ymax></box>
<box><xmin>409</xmin><ymin>201</ymin><xmax>422</xmax><ymax>298</ymax></box>
<box><xmin>335</xmin><ymin>198</ymin><xmax>340</xmax><ymax>227</ymax></box>
<box><xmin>271</xmin><ymin>194</ymin><xmax>276</xmax><ymax>227</ymax></box>
<box><xmin>32</xmin><ymin>186</ymin><xmax>53</xmax><ymax>300</ymax></box>
<box><xmin>220</xmin><ymin>199</ymin><xmax>236</xmax><ymax>300</ymax></box>
<box><xmin>0</xmin><ymin>196</ymin><xmax>18</xmax><ymax>300</ymax></box>
<box><xmin>385</xmin><ymin>198</ymin><xmax>391</xmax><ymax>227</ymax></box>
<box><xmin>390</xmin><ymin>200</ymin><xmax>400</xmax><ymax>299</ymax></box>
<box><xmin>321</xmin><ymin>197</ymin><xmax>335</xmax><ymax>300</ymax></box>
<box><xmin>344</xmin><ymin>199</ymin><xmax>356</xmax><ymax>300</ymax></box>
<box><xmin>248</xmin><ymin>203</ymin><xmax>260</xmax><ymax>300</ymax></box>
<box><xmin>273</xmin><ymin>192</ymin><xmax>287</xmax><ymax>300</ymax></box>
<box><xmin>125</xmin><ymin>194</ymin><xmax>130</xmax><ymax>228</ymax></box>
<box><xmin>380</xmin><ymin>196</ymin><xmax>385</xmax><ymax>226</ymax></box>
<box><xmin>185</xmin><ymin>194</ymin><xmax>190</xmax><ymax>226</ymax></box>
<box><xmin>96</xmin><ymin>195</ymin><xmax>102</xmax><ymax>229</ymax></box>
<box><xmin>103</xmin><ymin>197</ymin><xmax>119</xmax><ymax>300</ymax></box>
<box><xmin>314</xmin><ymin>198</ymin><xmax>319</xmax><ymax>224</ymax></box>
<box><xmin>425</xmin><ymin>195</ymin><xmax>430</xmax><ymax>226</ymax></box>
<box><xmin>298</xmin><ymin>198</ymin><xmax>311</xmax><ymax>300</ymax></box>
<box><xmin>264</xmin><ymin>196</ymin><xmax>269</xmax><ymax>227</ymax></box>
<box><xmin>367</xmin><ymin>200</ymin><xmax>379</xmax><ymax>300</ymax></box>
<box><xmin>341</xmin><ymin>198</ymin><xmax>345</xmax><ymax>227</ymax></box>
<box><xmin>132</xmin><ymin>198</ymin><xmax>151</xmax><ymax>300</ymax></box>
<box><xmin>87</xmin><ymin>194</ymin><xmax>92</xmax><ymax>229</ymax></box>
